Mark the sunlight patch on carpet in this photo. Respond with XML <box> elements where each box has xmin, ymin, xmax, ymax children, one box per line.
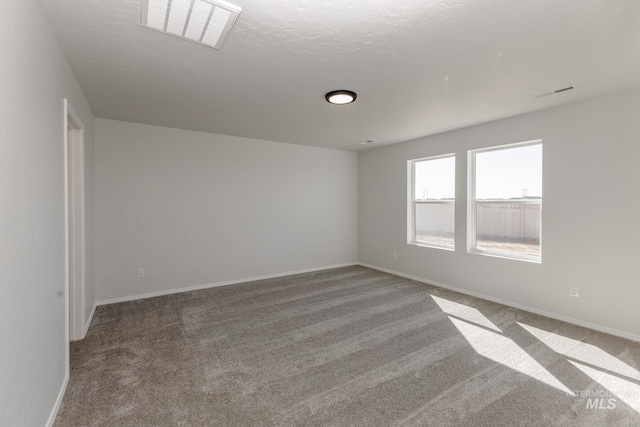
<box><xmin>431</xmin><ymin>295</ymin><xmax>502</xmax><ymax>333</ymax></box>
<box><xmin>569</xmin><ymin>360</ymin><xmax>640</xmax><ymax>413</ymax></box>
<box><xmin>449</xmin><ymin>317</ymin><xmax>573</xmax><ymax>395</ymax></box>
<box><xmin>518</xmin><ymin>323</ymin><xmax>640</xmax><ymax>382</ymax></box>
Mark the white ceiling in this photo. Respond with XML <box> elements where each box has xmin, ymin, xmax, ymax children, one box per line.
<box><xmin>41</xmin><ymin>0</ymin><xmax>640</xmax><ymax>151</ymax></box>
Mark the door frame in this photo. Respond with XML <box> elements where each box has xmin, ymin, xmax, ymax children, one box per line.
<box><xmin>64</xmin><ymin>99</ymin><xmax>86</xmax><ymax>343</ymax></box>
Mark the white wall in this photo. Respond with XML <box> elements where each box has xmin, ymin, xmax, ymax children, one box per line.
<box><xmin>0</xmin><ymin>0</ymin><xmax>95</xmax><ymax>426</ymax></box>
<box><xmin>359</xmin><ymin>88</ymin><xmax>640</xmax><ymax>340</ymax></box>
<box><xmin>95</xmin><ymin>119</ymin><xmax>358</xmax><ymax>302</ymax></box>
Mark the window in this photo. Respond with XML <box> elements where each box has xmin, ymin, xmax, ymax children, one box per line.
<box><xmin>469</xmin><ymin>141</ymin><xmax>542</xmax><ymax>261</ymax></box>
<box><xmin>409</xmin><ymin>154</ymin><xmax>455</xmax><ymax>249</ymax></box>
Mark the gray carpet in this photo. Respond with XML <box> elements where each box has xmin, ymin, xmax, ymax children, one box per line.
<box><xmin>55</xmin><ymin>266</ymin><xmax>640</xmax><ymax>426</ymax></box>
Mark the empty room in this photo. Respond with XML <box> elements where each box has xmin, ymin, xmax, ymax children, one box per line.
<box><xmin>2</xmin><ymin>0</ymin><xmax>640</xmax><ymax>426</ymax></box>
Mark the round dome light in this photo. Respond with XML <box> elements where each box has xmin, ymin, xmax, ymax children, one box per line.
<box><xmin>325</xmin><ymin>90</ymin><xmax>357</xmax><ymax>105</ymax></box>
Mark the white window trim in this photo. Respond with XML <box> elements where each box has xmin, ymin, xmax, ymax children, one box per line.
<box><xmin>408</xmin><ymin>153</ymin><xmax>455</xmax><ymax>251</ymax></box>
<box><xmin>467</xmin><ymin>140</ymin><xmax>542</xmax><ymax>263</ymax></box>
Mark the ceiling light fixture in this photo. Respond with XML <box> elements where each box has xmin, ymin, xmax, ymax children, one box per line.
<box><xmin>325</xmin><ymin>90</ymin><xmax>357</xmax><ymax>105</ymax></box>
<box><xmin>139</xmin><ymin>0</ymin><xmax>241</xmax><ymax>50</ymax></box>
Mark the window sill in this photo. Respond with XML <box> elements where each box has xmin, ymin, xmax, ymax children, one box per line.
<box><xmin>468</xmin><ymin>249</ymin><xmax>541</xmax><ymax>264</ymax></box>
<box><xmin>409</xmin><ymin>241</ymin><xmax>455</xmax><ymax>252</ymax></box>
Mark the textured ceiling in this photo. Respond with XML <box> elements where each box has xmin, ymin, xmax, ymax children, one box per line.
<box><xmin>41</xmin><ymin>0</ymin><xmax>640</xmax><ymax>151</ymax></box>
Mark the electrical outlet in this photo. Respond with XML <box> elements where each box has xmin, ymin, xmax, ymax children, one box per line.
<box><xmin>136</xmin><ymin>268</ymin><xmax>145</xmax><ymax>279</ymax></box>
<box><xmin>569</xmin><ymin>286</ymin><xmax>579</xmax><ymax>298</ymax></box>
<box><xmin>392</xmin><ymin>251</ymin><xmax>398</xmax><ymax>259</ymax></box>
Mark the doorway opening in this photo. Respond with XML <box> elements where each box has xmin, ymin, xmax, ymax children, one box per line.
<box><xmin>64</xmin><ymin>99</ymin><xmax>85</xmax><ymax>342</ymax></box>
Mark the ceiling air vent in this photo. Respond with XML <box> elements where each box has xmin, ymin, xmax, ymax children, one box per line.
<box><xmin>139</xmin><ymin>0</ymin><xmax>241</xmax><ymax>50</ymax></box>
<box><xmin>532</xmin><ymin>85</ymin><xmax>577</xmax><ymax>99</ymax></box>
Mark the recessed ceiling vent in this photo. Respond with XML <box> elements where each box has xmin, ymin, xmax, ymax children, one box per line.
<box><xmin>532</xmin><ymin>85</ymin><xmax>577</xmax><ymax>99</ymax></box>
<box><xmin>139</xmin><ymin>0</ymin><xmax>241</xmax><ymax>50</ymax></box>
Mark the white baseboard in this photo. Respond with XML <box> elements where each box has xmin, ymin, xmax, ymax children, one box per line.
<box><xmin>83</xmin><ymin>303</ymin><xmax>97</xmax><ymax>337</ymax></box>
<box><xmin>46</xmin><ymin>373</ymin><xmax>69</xmax><ymax>427</ymax></box>
<box><xmin>96</xmin><ymin>263</ymin><xmax>359</xmax><ymax>306</ymax></box>
<box><xmin>359</xmin><ymin>262</ymin><xmax>640</xmax><ymax>343</ymax></box>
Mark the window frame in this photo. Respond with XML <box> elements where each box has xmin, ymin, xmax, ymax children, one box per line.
<box><xmin>468</xmin><ymin>140</ymin><xmax>542</xmax><ymax>263</ymax></box>
<box><xmin>408</xmin><ymin>153</ymin><xmax>456</xmax><ymax>251</ymax></box>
